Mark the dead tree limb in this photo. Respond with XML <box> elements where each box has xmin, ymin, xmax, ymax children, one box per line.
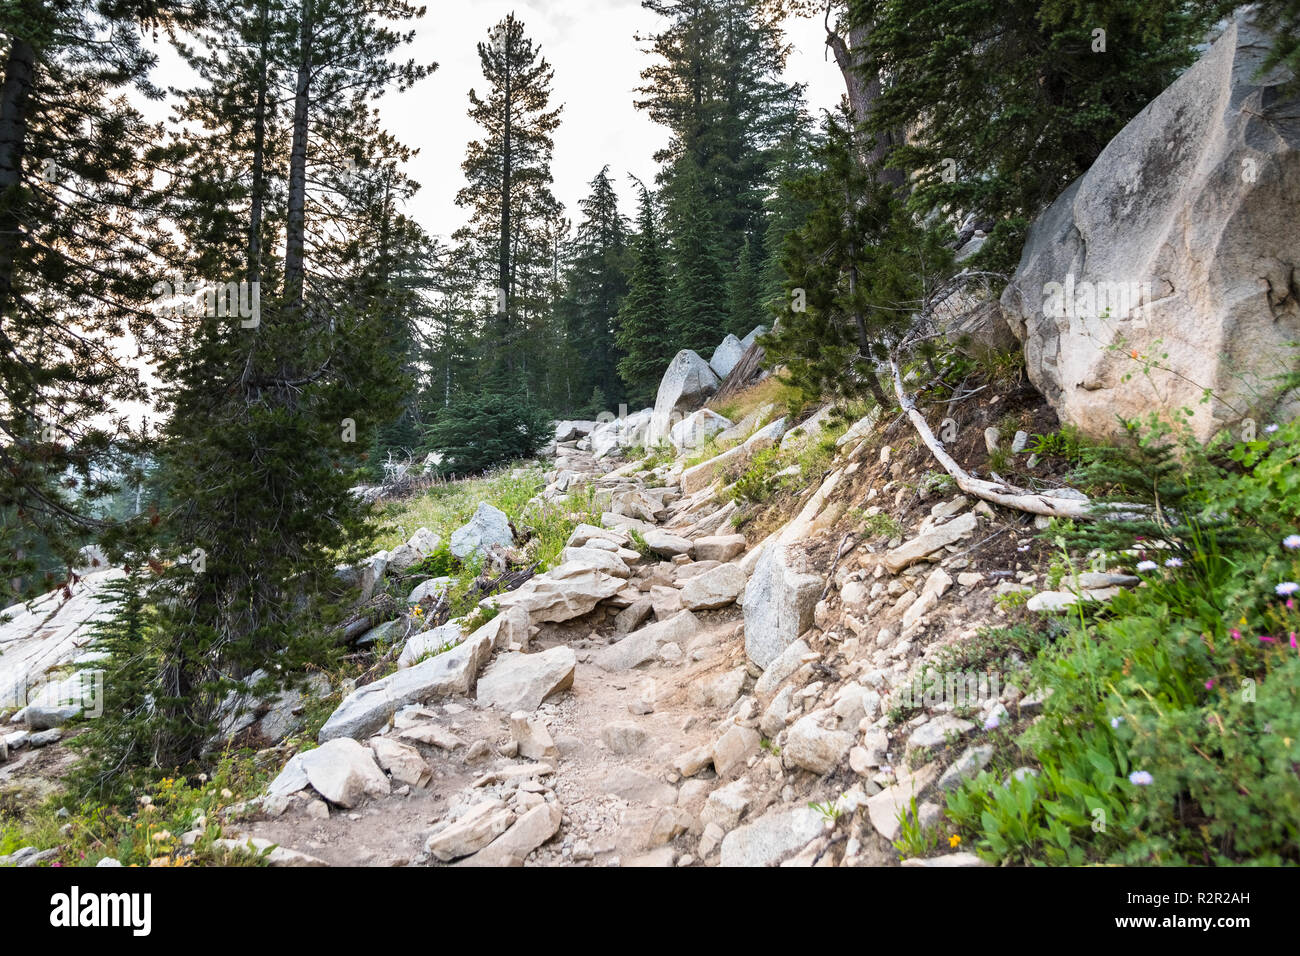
<box><xmin>889</xmin><ymin>358</ymin><xmax>1143</xmax><ymax>521</ymax></box>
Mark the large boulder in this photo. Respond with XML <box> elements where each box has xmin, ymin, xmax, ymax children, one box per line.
<box><xmin>743</xmin><ymin>542</ymin><xmax>822</xmax><ymax>669</ymax></box>
<box><xmin>709</xmin><ymin>334</ymin><xmax>746</xmax><ymax>379</ymax></box>
<box><xmin>475</xmin><ymin>646</ymin><xmax>576</xmax><ymax>713</ymax></box>
<box><xmin>647</xmin><ymin>350</ymin><xmax>721</xmax><ymax>447</ymax></box>
<box><xmin>669</xmin><ymin>409</ymin><xmax>733</xmax><ymax>451</ymax></box>
<box><xmin>318</xmin><ymin>631</ymin><xmax>493</xmax><ymax>741</ymax></box>
<box><xmin>0</xmin><ymin>568</ymin><xmax>120</xmax><ymax>712</ymax></box>
<box><xmin>1001</xmin><ymin>11</ymin><xmax>1300</xmax><ymax>445</ymax></box>
<box><xmin>495</xmin><ymin>562</ymin><xmax>626</xmax><ymax>624</ymax></box>
<box><xmin>297</xmin><ymin>738</ymin><xmax>391</xmax><ymax>808</ymax></box>
<box><xmin>449</xmin><ymin>503</ymin><xmax>514</xmax><ymax>561</ymax></box>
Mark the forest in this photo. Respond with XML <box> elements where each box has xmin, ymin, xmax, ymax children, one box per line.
<box><xmin>1</xmin><ymin>0</ymin><xmax>1299</xmax><ymax>874</ymax></box>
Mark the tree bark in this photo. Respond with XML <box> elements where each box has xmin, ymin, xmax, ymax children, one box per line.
<box><xmin>283</xmin><ymin>0</ymin><xmax>313</xmax><ymax>312</ymax></box>
<box><xmin>825</xmin><ymin>16</ymin><xmax>904</xmax><ymax>188</ymax></box>
<box><xmin>0</xmin><ymin>37</ymin><xmax>36</xmax><ymax>312</ymax></box>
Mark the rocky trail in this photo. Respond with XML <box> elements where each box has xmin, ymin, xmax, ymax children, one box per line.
<box><xmin>215</xmin><ymin>369</ymin><xmax>1116</xmax><ymax>868</ymax></box>
<box><xmin>3</xmin><ymin>372</ymin><xmax>1134</xmax><ymax>868</ymax></box>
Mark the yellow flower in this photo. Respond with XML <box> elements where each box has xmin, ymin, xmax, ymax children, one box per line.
<box><xmin>949</xmin><ymin>834</ymin><xmax>962</xmax><ymax>848</ymax></box>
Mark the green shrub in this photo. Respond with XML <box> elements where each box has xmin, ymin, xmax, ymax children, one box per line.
<box><xmin>948</xmin><ymin>417</ymin><xmax>1300</xmax><ymax>865</ymax></box>
<box><xmin>424</xmin><ymin>390</ymin><xmax>552</xmax><ymax>476</ymax></box>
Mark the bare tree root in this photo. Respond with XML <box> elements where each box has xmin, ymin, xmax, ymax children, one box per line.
<box><xmin>889</xmin><ymin>358</ymin><xmax>1144</xmax><ymax>521</ymax></box>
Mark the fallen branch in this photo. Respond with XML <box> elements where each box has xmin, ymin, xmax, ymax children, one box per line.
<box><xmin>889</xmin><ymin>358</ymin><xmax>1142</xmax><ymax>521</ymax></box>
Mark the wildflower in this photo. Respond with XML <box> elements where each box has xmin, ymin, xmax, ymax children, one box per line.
<box><xmin>1205</xmin><ymin>679</ymin><xmax>1215</xmax><ymax>690</ymax></box>
<box><xmin>1230</xmin><ymin>628</ymin><xmax>1242</xmax><ymax>641</ymax></box>
<box><xmin>1259</xmin><ymin>635</ymin><xmax>1277</xmax><ymax>644</ymax></box>
<box><xmin>220</xmin><ymin>788</ymin><xmax>233</xmax><ymax>799</ymax></box>
<box><xmin>1129</xmin><ymin>770</ymin><xmax>1154</xmax><ymax>786</ymax></box>
<box><xmin>983</xmin><ymin>715</ymin><xmax>1001</xmax><ymax>731</ymax></box>
<box><xmin>1164</xmin><ymin>557</ymin><xmax>1183</xmax><ymax>568</ymax></box>
<box><xmin>1283</xmin><ymin>535</ymin><xmax>1300</xmax><ymax>550</ymax></box>
<box><xmin>1265</xmin><ymin>424</ymin><xmax>1279</xmax><ymax>434</ymax></box>
<box><xmin>949</xmin><ymin>834</ymin><xmax>962</xmax><ymax>848</ymax></box>
<box><xmin>1136</xmin><ymin>560</ymin><xmax>1158</xmax><ymax>572</ymax></box>
<box><xmin>1291</xmin><ymin>633</ymin><xmax>1299</xmax><ymax>651</ymax></box>
<box><xmin>1111</xmin><ymin>716</ymin><xmax>1124</xmax><ymax>728</ymax></box>
<box><xmin>1276</xmin><ymin>582</ymin><xmax>1300</xmax><ymax>597</ymax></box>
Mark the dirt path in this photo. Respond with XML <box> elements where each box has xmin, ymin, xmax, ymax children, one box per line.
<box><xmin>244</xmin><ymin>610</ymin><xmax>749</xmax><ymax>866</ymax></box>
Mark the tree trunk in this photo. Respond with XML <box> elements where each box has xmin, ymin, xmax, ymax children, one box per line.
<box><xmin>0</xmin><ymin>37</ymin><xmax>36</xmax><ymax>312</ymax></box>
<box><xmin>283</xmin><ymin>0</ymin><xmax>313</xmax><ymax>312</ymax></box>
<box><xmin>825</xmin><ymin>18</ymin><xmax>904</xmax><ymax>188</ymax></box>
<box><xmin>247</xmin><ymin>0</ymin><xmax>269</xmax><ymax>286</ymax></box>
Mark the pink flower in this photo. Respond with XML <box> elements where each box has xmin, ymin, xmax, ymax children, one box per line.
<box><xmin>1259</xmin><ymin>635</ymin><xmax>1278</xmax><ymax>644</ymax></box>
<box><xmin>1291</xmin><ymin>633</ymin><xmax>1298</xmax><ymax>651</ymax></box>
<box><xmin>1205</xmin><ymin>679</ymin><xmax>1215</xmax><ymax>689</ymax></box>
<box><xmin>1230</xmin><ymin>629</ymin><xmax>1242</xmax><ymax>641</ymax></box>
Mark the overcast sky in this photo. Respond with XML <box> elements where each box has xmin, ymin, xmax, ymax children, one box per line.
<box><xmin>144</xmin><ymin>1</ymin><xmax>845</xmax><ymax>240</ymax></box>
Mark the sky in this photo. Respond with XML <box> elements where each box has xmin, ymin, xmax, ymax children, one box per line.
<box><xmin>143</xmin><ymin>0</ymin><xmax>846</xmax><ymax>241</ymax></box>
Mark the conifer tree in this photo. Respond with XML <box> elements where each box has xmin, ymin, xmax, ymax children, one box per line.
<box><xmin>456</xmin><ymin>13</ymin><xmax>562</xmax><ymax>384</ymax></box>
<box><xmin>0</xmin><ymin>1</ymin><xmax>176</xmax><ymax>601</ymax></box>
<box><xmin>556</xmin><ymin>166</ymin><xmax>630</xmax><ymax>409</ymax></box>
<box><xmin>89</xmin><ymin>0</ymin><xmax>432</xmax><ymax>772</ymax></box>
<box><xmin>856</xmin><ymin>0</ymin><xmax>1220</xmax><ymax>269</ymax></box>
<box><xmin>666</xmin><ymin>159</ymin><xmax>727</xmax><ymax>353</ymax></box>
<box><xmin>764</xmin><ymin>113</ymin><xmax>950</xmax><ymax>407</ymax></box>
<box><xmin>616</xmin><ymin>184</ymin><xmax>675</xmax><ymax>406</ymax></box>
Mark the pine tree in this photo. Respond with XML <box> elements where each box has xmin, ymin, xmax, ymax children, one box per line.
<box><xmin>764</xmin><ymin>112</ymin><xmax>951</xmax><ymax>407</ymax></box>
<box><xmin>858</xmin><ymin>0</ymin><xmax>1220</xmax><ymax>270</ymax></box>
<box><xmin>0</xmin><ymin>1</ymin><xmax>175</xmax><ymax>602</ymax></box>
<box><xmin>456</xmin><ymin>13</ymin><xmax>563</xmax><ymax>385</ymax></box>
<box><xmin>96</xmin><ymin>0</ymin><xmax>432</xmax><ymax>771</ymax></box>
<box><xmin>556</xmin><ymin>166</ymin><xmax>630</xmax><ymax>410</ymax></box>
<box><xmin>666</xmin><ymin>159</ymin><xmax>727</xmax><ymax>353</ymax></box>
<box><xmin>616</xmin><ymin>184</ymin><xmax>675</xmax><ymax>406</ymax></box>
<box><xmin>726</xmin><ymin>235</ymin><xmax>766</xmax><ymax>338</ymax></box>
<box><xmin>637</xmin><ymin>0</ymin><xmax>802</xmax><ymax>264</ymax></box>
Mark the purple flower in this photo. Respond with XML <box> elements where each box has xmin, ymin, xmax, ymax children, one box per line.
<box><xmin>984</xmin><ymin>715</ymin><xmax>1001</xmax><ymax>731</ymax></box>
<box><xmin>1276</xmin><ymin>582</ymin><xmax>1299</xmax><ymax>597</ymax></box>
<box><xmin>1283</xmin><ymin>534</ymin><xmax>1300</xmax><ymax>550</ymax></box>
<box><xmin>1110</xmin><ymin>716</ymin><xmax>1124</xmax><ymax>729</ymax></box>
<box><xmin>1129</xmin><ymin>771</ymin><xmax>1154</xmax><ymax>786</ymax></box>
<box><xmin>1136</xmin><ymin>560</ymin><xmax>1158</xmax><ymax>572</ymax></box>
<box><xmin>1164</xmin><ymin>557</ymin><xmax>1183</xmax><ymax>568</ymax></box>
<box><xmin>1265</xmin><ymin>424</ymin><xmax>1279</xmax><ymax>434</ymax></box>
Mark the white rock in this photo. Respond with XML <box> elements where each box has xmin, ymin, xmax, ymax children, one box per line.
<box><xmin>475</xmin><ymin>646</ymin><xmax>576</xmax><ymax>713</ymax></box>
<box><xmin>647</xmin><ymin>350</ymin><xmax>721</xmax><ymax>446</ymax></box>
<box><xmin>708</xmin><ymin>334</ymin><xmax>746</xmax><ymax>379</ymax></box>
<box><xmin>449</xmin><ymin>502</ymin><xmax>514</xmax><ymax>561</ymax></box>
<box><xmin>299</xmin><ymin>738</ymin><xmax>391</xmax><ymax>808</ymax></box>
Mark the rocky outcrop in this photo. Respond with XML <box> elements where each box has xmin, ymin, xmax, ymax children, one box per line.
<box><xmin>647</xmin><ymin>350</ymin><xmax>721</xmax><ymax>447</ymax></box>
<box><xmin>1002</xmin><ymin>11</ymin><xmax>1300</xmax><ymax>444</ymax></box>
<box><xmin>0</xmin><ymin>568</ymin><xmax>120</xmax><ymax>713</ymax></box>
<box><xmin>709</xmin><ymin>334</ymin><xmax>745</xmax><ymax>379</ymax></box>
<box><xmin>743</xmin><ymin>542</ymin><xmax>822</xmax><ymax>668</ymax></box>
